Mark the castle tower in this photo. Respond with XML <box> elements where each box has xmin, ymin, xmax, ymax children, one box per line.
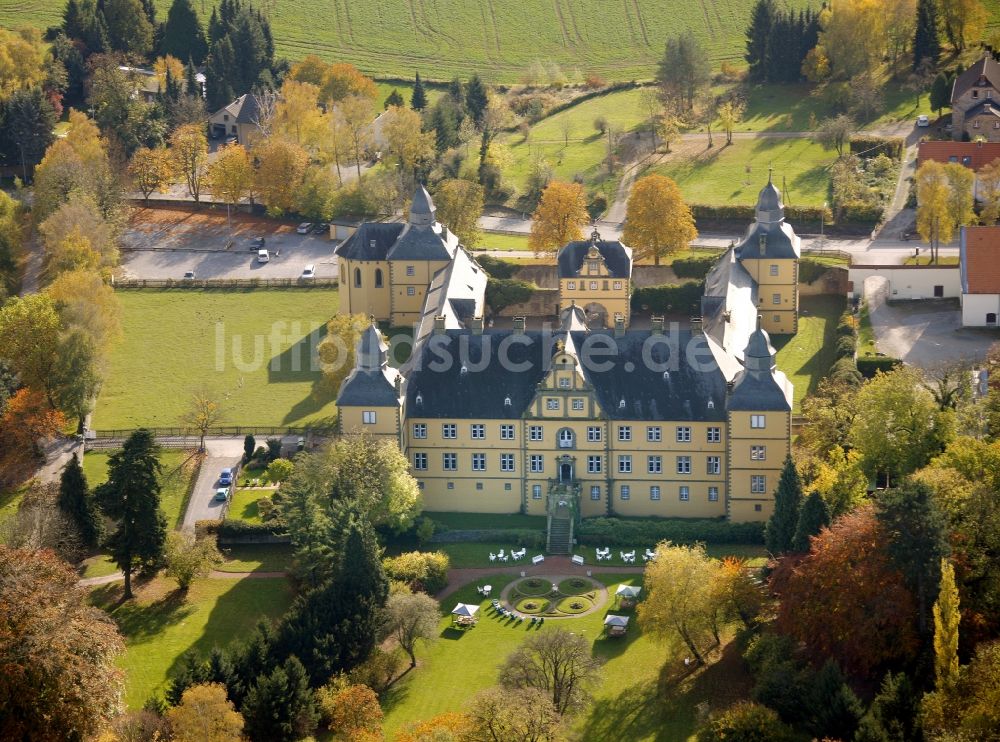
<box><xmin>336</xmin><ymin>321</ymin><xmax>403</xmax><ymax>440</ymax></box>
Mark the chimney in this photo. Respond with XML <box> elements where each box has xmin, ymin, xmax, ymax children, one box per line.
<box><xmin>513</xmin><ymin>316</ymin><xmax>526</xmax><ymax>334</ymax></box>
<box><xmin>614</xmin><ymin>314</ymin><xmax>626</xmax><ymax>337</ymax></box>
<box><xmin>434</xmin><ymin>315</ymin><xmax>446</xmax><ymax>334</ymax></box>
<box><xmin>470</xmin><ymin>316</ymin><xmax>484</xmax><ymax>334</ymax></box>
<box><xmin>395</xmin><ymin>374</ymin><xmax>402</xmax><ymax>396</ymax></box>
<box><xmin>690</xmin><ymin>317</ymin><xmax>703</xmax><ymax>335</ymax></box>
<box><xmin>650</xmin><ymin>316</ymin><xmax>664</xmax><ymax>334</ymax></box>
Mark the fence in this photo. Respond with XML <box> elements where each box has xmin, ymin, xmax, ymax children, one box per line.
<box><xmin>112</xmin><ymin>278</ymin><xmax>339</xmax><ymax>289</ymax></box>
<box><xmin>84</xmin><ymin>424</ymin><xmax>338</xmax><ymax>450</ymax></box>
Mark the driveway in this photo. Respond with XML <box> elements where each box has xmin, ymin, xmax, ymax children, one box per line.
<box><xmin>121</xmin><ymin>241</ymin><xmax>338</xmax><ymax>280</ymax></box>
<box><xmin>181</xmin><ymin>438</ymin><xmax>246</xmax><ymax>532</ymax></box>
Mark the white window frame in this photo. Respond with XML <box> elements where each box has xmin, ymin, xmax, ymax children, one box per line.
<box><xmin>707</xmin><ymin>456</ymin><xmax>721</xmax><ymax>475</ymax></box>
<box><xmin>751</xmin><ymin>475</ymin><xmax>766</xmax><ymax>494</ymax></box>
<box><xmin>650</xmin><ymin>485</ymin><xmax>661</xmax><ymax>501</ymax></box>
<box><xmin>530</xmin><ymin>455</ymin><xmax>544</xmax><ymax>473</ymax></box>
<box><xmin>587</xmin><ymin>426</ymin><xmax>602</xmax><ymax>442</ymax></box>
<box><xmin>620</xmin><ymin>485</ymin><xmax>630</xmax><ymax>500</ymax></box>
<box><xmin>362</xmin><ymin>411</ymin><xmax>377</xmax><ymax>424</ymax></box>
<box><xmin>406</xmin><ymin>265</ymin><xmax>415</xmax><ymax>276</ymax></box>
<box><xmin>675</xmin><ymin>426</ymin><xmax>691</xmax><ymax>442</ymax></box>
<box><xmin>613</xmin><ymin>280</ymin><xmax>623</xmax><ymax>290</ymax></box>
<box><xmin>708</xmin><ymin>486</ymin><xmax>719</xmax><ymax>502</ymax></box>
<box><xmin>567</xmin><ymin>281</ymin><xmax>576</xmax><ymax>290</ymax></box>
<box><xmin>751</xmin><ymin>445</ymin><xmax>766</xmax><ymax>461</ymax></box>
<box><xmin>500</xmin><ymin>424</ymin><xmax>515</xmax><ymax>440</ymax></box>
<box><xmin>769</xmin><ymin>264</ymin><xmax>779</xmax><ymax>276</ymax></box>
<box><xmin>587</xmin><ymin>455</ymin><xmax>603</xmax><ymax>474</ymax></box>
<box><xmin>676</xmin><ymin>456</ymin><xmax>691</xmax><ymax>475</ymax></box>
<box><xmin>647</xmin><ymin>426</ymin><xmax>661</xmax><ymax>442</ymax></box>
<box><xmin>618</xmin><ymin>455</ymin><xmax>632</xmax><ymax>474</ymax></box>
<box><xmin>590</xmin><ymin>485</ymin><xmax>601</xmax><ymax>500</ymax></box>
<box><xmin>648</xmin><ymin>456</ymin><xmax>662</xmax><ymax>474</ymax></box>
<box><xmin>443</xmin><ymin>453</ymin><xmax>457</xmax><ymax>471</ymax></box>
<box><xmin>771</xmin><ymin>293</ymin><xmax>781</xmax><ymax>305</ymax></box>
<box><xmin>750</xmin><ymin>415</ymin><xmax>765</xmax><ymax>429</ymax></box>
<box><xmin>707</xmin><ymin>426</ymin><xmax>721</xmax><ymax>443</ymax></box>
<box><xmin>500</xmin><ymin>453</ymin><xmax>515</xmax><ymax>472</ymax></box>
<box><xmin>532</xmin><ymin>484</ymin><xmax>542</xmax><ymax>499</ymax></box>
<box><xmin>471</xmin><ymin>424</ymin><xmax>485</xmax><ymax>439</ymax></box>
<box><xmin>546</xmin><ymin>398</ymin><xmax>559</xmax><ymax>410</ymax></box>
<box><xmin>529</xmin><ymin>425</ymin><xmax>543</xmax><ymax>441</ymax></box>
<box><xmin>558</xmin><ymin>429</ymin><xmax>574</xmax><ymax>448</ymax></box>
<box><xmin>559</xmin><ymin>377</ymin><xmax>571</xmax><ymax>388</ymax></box>
<box><xmin>412</xmin><ymin>423</ymin><xmax>427</xmax><ymax>439</ymax></box>
<box><xmin>472</xmin><ymin>453</ymin><xmax>486</xmax><ymax>471</ymax></box>
<box><xmin>572</xmin><ymin>398</ymin><xmax>585</xmax><ymax>411</ymax></box>
<box><xmin>413</xmin><ymin>452</ymin><xmax>427</xmax><ymax>470</ymax></box>
<box><xmin>679</xmin><ymin>486</ymin><xmax>690</xmax><ymax>502</ymax></box>
<box><xmin>618</xmin><ymin>425</ymin><xmax>632</xmax><ymax>442</ymax></box>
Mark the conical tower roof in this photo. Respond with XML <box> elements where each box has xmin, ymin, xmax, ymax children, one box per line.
<box><xmin>755</xmin><ymin>172</ymin><xmax>784</xmax><ymax>225</ymax></box>
<box><xmin>357</xmin><ymin>321</ymin><xmax>388</xmax><ymax>370</ymax></box>
<box><xmin>409</xmin><ymin>184</ymin><xmax>436</xmax><ymax>226</ymax></box>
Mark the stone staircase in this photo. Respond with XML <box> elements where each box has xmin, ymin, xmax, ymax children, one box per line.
<box><xmin>547</xmin><ymin>516</ymin><xmax>572</xmax><ymax>554</ymax></box>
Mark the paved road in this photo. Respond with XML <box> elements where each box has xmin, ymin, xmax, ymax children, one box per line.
<box><xmin>121</xmin><ymin>240</ymin><xmax>339</xmax><ymax>280</ymax></box>
<box><xmin>180</xmin><ymin>438</ymin><xmax>246</xmax><ymax>532</ymax></box>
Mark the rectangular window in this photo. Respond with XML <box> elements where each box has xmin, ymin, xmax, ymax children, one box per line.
<box><xmin>587</xmin><ymin>426</ymin><xmax>602</xmax><ymax>442</ymax></box>
<box><xmin>532</xmin><ymin>484</ymin><xmax>542</xmax><ymax>499</ymax></box>
<box><xmin>650</xmin><ymin>485</ymin><xmax>661</xmax><ymax>501</ymax></box>
<box><xmin>406</xmin><ymin>265</ymin><xmax>415</xmax><ymax>276</ymax></box>
<box><xmin>590</xmin><ymin>485</ymin><xmax>601</xmax><ymax>501</ymax></box>
<box><xmin>769</xmin><ymin>264</ymin><xmax>779</xmax><ymax>276</ymax></box>
<box><xmin>362</xmin><ymin>411</ymin><xmax>377</xmax><ymax>424</ymax></box>
<box><xmin>707</xmin><ymin>426</ymin><xmax>721</xmax><ymax>443</ymax></box>
<box><xmin>546</xmin><ymin>398</ymin><xmax>559</xmax><ymax>410</ymax></box>
<box><xmin>572</xmin><ymin>399</ymin><xmax>584</xmax><ymax>411</ymax></box>
<box><xmin>707</xmin><ymin>456</ymin><xmax>721</xmax><ymax>475</ymax></box>
<box><xmin>708</xmin><ymin>486</ymin><xmax>719</xmax><ymax>502</ymax></box>
<box><xmin>773</xmin><ymin>314</ymin><xmax>781</xmax><ymax>323</ymax></box>
<box><xmin>529</xmin><ymin>425</ymin><xmax>543</xmax><ymax>441</ymax></box>
<box><xmin>472</xmin><ymin>453</ymin><xmax>486</xmax><ymax>471</ymax></box>
<box><xmin>675</xmin><ymin>426</ymin><xmax>691</xmax><ymax>442</ymax></box>
<box><xmin>679</xmin><ymin>486</ymin><xmax>690</xmax><ymax>501</ymax></box>
<box><xmin>603</xmin><ymin>280</ymin><xmax>609</xmax><ymax>291</ymax></box>
<box><xmin>559</xmin><ymin>377</ymin><xmax>571</xmax><ymax>388</ymax></box>
<box><xmin>613</xmin><ymin>280</ymin><xmax>623</xmax><ymax>290</ymax></box>
<box><xmin>412</xmin><ymin>423</ymin><xmax>427</xmax><ymax>439</ymax></box>
<box><xmin>407</xmin><ymin>286</ymin><xmax>416</xmax><ymax>296</ymax></box>
<box><xmin>618</xmin><ymin>455</ymin><xmax>632</xmax><ymax>474</ymax></box>
<box><xmin>443</xmin><ymin>453</ymin><xmax>457</xmax><ymax>471</ymax></box>
<box><xmin>417</xmin><ymin>481</ymin><xmax>424</xmax><ymax>490</ymax></box>
<box><xmin>413</xmin><ymin>452</ymin><xmax>427</xmax><ymax>470</ymax></box>
<box><xmin>471</xmin><ymin>424</ymin><xmax>485</xmax><ymax>439</ymax></box>
<box><xmin>505</xmin><ymin>482</ymin><xmax>511</xmax><ymax>491</ymax></box>
<box><xmin>619</xmin><ymin>425</ymin><xmax>632</xmax><ymax>442</ymax></box>
<box><xmin>620</xmin><ymin>485</ymin><xmax>630</xmax><ymax>500</ymax></box>
<box><xmin>751</xmin><ymin>415</ymin><xmax>765</xmax><ymax>429</ymax></box>
<box><xmin>442</xmin><ymin>423</ymin><xmax>457</xmax><ymax>438</ymax></box>
<box><xmin>751</xmin><ymin>445</ymin><xmax>766</xmax><ymax>461</ymax></box>
<box><xmin>647</xmin><ymin>426</ymin><xmax>662</xmax><ymax>442</ymax></box>
<box><xmin>587</xmin><ymin>455</ymin><xmax>603</xmax><ymax>474</ymax></box>
<box><xmin>676</xmin><ymin>456</ymin><xmax>691</xmax><ymax>474</ymax></box>
<box><xmin>567</xmin><ymin>281</ymin><xmax>576</xmax><ymax>290</ymax></box>
<box><xmin>530</xmin><ymin>455</ymin><xmax>544</xmax><ymax>473</ymax></box>
<box><xmin>648</xmin><ymin>456</ymin><xmax>662</xmax><ymax>474</ymax></box>
<box><xmin>500</xmin><ymin>424</ymin><xmax>515</xmax><ymax>440</ymax></box>
<box><xmin>500</xmin><ymin>453</ymin><xmax>515</xmax><ymax>472</ymax></box>
<box><xmin>476</xmin><ymin>482</ymin><xmax>483</xmax><ymax>490</ymax></box>
<box><xmin>447</xmin><ymin>481</ymin><xmax>454</xmax><ymax>489</ymax></box>
<box><xmin>772</xmin><ymin>293</ymin><xmax>781</xmax><ymax>305</ymax></box>
<box><xmin>589</xmin><ymin>281</ymin><xmax>598</xmax><ymax>290</ymax></box>
<box><xmin>751</xmin><ymin>475</ymin><xmax>767</xmax><ymax>494</ymax></box>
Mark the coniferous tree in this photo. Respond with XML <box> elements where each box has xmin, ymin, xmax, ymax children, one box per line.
<box><xmin>229</xmin><ymin>621</ymin><xmax>274</xmax><ymax>707</ymax></box>
<box><xmin>465</xmin><ymin>74</ymin><xmax>488</xmax><ymax>125</ymax></box>
<box><xmin>808</xmin><ymin>659</ymin><xmax>864</xmax><ymax>740</ymax></box>
<box><xmin>0</xmin><ymin>88</ymin><xmax>57</xmax><ymax>181</ymax></box>
<box><xmin>855</xmin><ymin>672</ymin><xmax>923</xmax><ymax>742</ymax></box>
<box><xmin>930</xmin><ymin>73</ymin><xmax>951</xmax><ymax>116</ymax></box>
<box><xmin>103</xmin><ymin>0</ymin><xmax>154</xmax><ymax>56</ymax></box>
<box><xmin>58</xmin><ymin>452</ymin><xmax>101</xmax><ymax>549</ymax></box>
<box><xmin>166</xmin><ymin>650</ymin><xmax>208</xmax><ymax>705</ymax></box>
<box><xmin>914</xmin><ymin>0</ymin><xmax>941</xmax><ymax>71</ymax></box>
<box><xmin>411</xmin><ymin>71</ymin><xmax>427</xmax><ymax>110</ymax></box>
<box><xmin>185</xmin><ymin>57</ymin><xmax>199</xmax><ymax>96</ymax></box>
<box><xmin>242</xmin><ymin>656</ymin><xmax>318</xmax><ymax>742</ymax></box>
<box><xmin>765</xmin><ymin>455</ymin><xmax>802</xmax><ymax>554</ymax></box>
<box><xmin>161</xmin><ymin>0</ymin><xmax>208</xmax><ymax>64</ymax></box>
<box><xmin>791</xmin><ymin>490</ymin><xmax>830</xmax><ymax>553</ymax></box>
<box><xmin>745</xmin><ymin>0</ymin><xmax>776</xmax><ymax>82</ymax></box>
<box><xmin>95</xmin><ymin>429</ymin><xmax>167</xmax><ymax>599</ymax></box>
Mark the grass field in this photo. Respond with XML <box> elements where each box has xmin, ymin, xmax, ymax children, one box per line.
<box><xmin>226</xmin><ymin>487</ymin><xmax>271</xmax><ymax>525</ymax></box>
<box><xmin>215</xmin><ymin>543</ymin><xmax>294</xmax><ymax>573</ymax></box>
<box><xmin>383</xmin><ymin>573</ymin><xmax>752</xmax><ymax>739</ymax></box>
<box><xmin>92</xmin><ymin>289</ymin><xmax>340</xmax><ymax>430</ymax></box>
<box><xmin>477</xmin><ymin>232</ymin><xmax>532</xmax><ymax>252</ymax></box>
<box><xmin>0</xmin><ymin>0</ymin><xmax>815</xmax><ymax>82</ymax></box>
<box><xmin>652</xmin><ymin>136</ymin><xmax>832</xmax><ymax>207</ymax></box>
<box><xmin>773</xmin><ymin>294</ymin><xmax>845</xmax><ymax>411</ymax></box>
<box><xmin>90</xmin><ymin>576</ymin><xmax>293</xmax><ymax>708</ymax></box>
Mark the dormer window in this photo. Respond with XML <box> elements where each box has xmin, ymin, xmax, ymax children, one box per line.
<box><xmin>587</xmin><ymin>260</ymin><xmax>600</xmax><ymax>275</ymax></box>
<box><xmin>974</xmin><ymin>90</ymin><xmax>980</xmax><ymax>98</ymax></box>
<box><xmin>504</xmin><ymin>396</ymin><xmax>511</xmax><ymax>407</ymax></box>
<box><xmin>460</xmin><ymin>364</ymin><xmax>468</xmax><ymax>376</ymax></box>
<box><xmin>707</xmin><ymin>399</ymin><xmax>715</xmax><ymax>409</ymax></box>
<box><xmin>619</xmin><ymin>397</ymin><xmax>626</xmax><ymax>409</ymax></box>
<box><xmin>415</xmin><ymin>393</ymin><xmax>423</xmax><ymax>405</ymax></box>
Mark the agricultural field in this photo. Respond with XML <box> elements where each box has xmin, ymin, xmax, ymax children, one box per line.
<box><xmin>92</xmin><ymin>288</ymin><xmax>340</xmax><ymax>430</ymax></box>
<box><xmin>0</xmin><ymin>0</ymin><xmax>816</xmax><ymax>82</ymax></box>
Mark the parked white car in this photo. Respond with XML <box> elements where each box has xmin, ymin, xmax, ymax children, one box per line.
<box><xmin>917</xmin><ymin>115</ymin><xmax>930</xmax><ymax>127</ymax></box>
<box><xmin>302</xmin><ymin>264</ymin><xmax>315</xmax><ymax>279</ymax></box>
<box><xmin>296</xmin><ymin>222</ymin><xmax>313</xmax><ymax>234</ymax></box>
<box><xmin>257</xmin><ymin>249</ymin><xmax>269</xmax><ymax>263</ymax></box>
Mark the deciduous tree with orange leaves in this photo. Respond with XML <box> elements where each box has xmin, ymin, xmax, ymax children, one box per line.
<box><xmin>395</xmin><ymin>712</ymin><xmax>473</xmax><ymax>742</ymax></box>
<box><xmin>528</xmin><ymin>180</ymin><xmax>588</xmax><ymax>256</ymax></box>
<box><xmin>622</xmin><ymin>174</ymin><xmax>697</xmax><ymax>266</ymax></box>
<box><xmin>771</xmin><ymin>505</ymin><xmax>919</xmax><ymax>676</ymax></box>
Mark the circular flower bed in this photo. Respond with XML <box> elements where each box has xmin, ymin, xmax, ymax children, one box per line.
<box><xmin>516</xmin><ymin>578</ymin><xmax>552</xmax><ymax>597</ymax></box>
<box><xmin>556</xmin><ymin>595</ymin><xmax>594</xmax><ymax>615</ymax></box>
<box><xmin>557</xmin><ymin>578</ymin><xmax>592</xmax><ymax>595</ymax></box>
<box><xmin>515</xmin><ymin>597</ymin><xmax>551</xmax><ymax>614</ymax></box>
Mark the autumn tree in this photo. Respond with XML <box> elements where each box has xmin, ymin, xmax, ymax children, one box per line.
<box><xmin>773</xmin><ymin>505</ymin><xmax>919</xmax><ymax>675</ymax></box>
<box><xmin>321</xmin><ymin>62</ymin><xmax>377</xmax><ymax>103</ymax></box>
<box><xmin>934</xmin><ymin>558</ymin><xmax>960</xmax><ymax>688</ymax></box>
<box><xmin>170</xmin><ymin>123</ymin><xmax>209</xmax><ymax>203</ymax></box>
<box><xmin>207</xmin><ymin>143</ymin><xmax>253</xmax><ymax>230</ymax></box>
<box><xmin>38</xmin><ymin>192</ymin><xmax>119</xmax><ymax>274</ymax></box>
<box><xmin>922</xmin><ymin>640</ymin><xmax>1000</xmax><ymax>738</ymax></box>
<box><xmin>315</xmin><ymin>682</ymin><xmax>383</xmax><ymax>739</ymax></box>
<box><xmin>0</xmin><ymin>546</ymin><xmax>125</xmax><ymax>741</ymax></box>
<box><xmin>434</xmin><ymin>178</ymin><xmax>485</xmax><ymax>247</ymax></box>
<box><xmin>383</xmin><ymin>105</ymin><xmax>436</xmax><ymax>184</ymax></box>
<box><xmin>528</xmin><ymin>180</ymin><xmax>588</xmax><ymax>256</ymax></box>
<box><xmin>622</xmin><ymin>174</ymin><xmax>697</xmax><ymax>265</ymax></box>
<box><xmin>712</xmin><ymin>556</ymin><xmax>763</xmax><ymax>630</ymax></box>
<box><xmin>697</xmin><ymin>701</ymin><xmax>799</xmax><ymax>742</ymax></box>
<box><xmin>317</xmin><ymin>312</ymin><xmax>372</xmax><ymax>395</ymax></box>
<box><xmin>0</xmin><ymin>389</ymin><xmax>65</xmax><ymax>487</ymax></box>
<box><xmin>254</xmin><ymin>137</ymin><xmax>308</xmax><ymax>215</ymax></box>
<box><xmin>181</xmin><ymin>388</ymin><xmax>225</xmax><ymax>451</ymax></box>
<box><xmin>47</xmin><ymin>267</ymin><xmax>123</xmax><ymax>352</ymax></box>
<box><xmin>938</xmin><ymin>0</ymin><xmax>987</xmax><ymax>52</ymax></box>
<box><xmin>917</xmin><ymin>160</ymin><xmax>958</xmax><ymax>264</ymax></box>
<box><xmin>467</xmin><ymin>687</ymin><xmax>562</xmax><ymax>741</ymax></box>
<box><xmin>807</xmin><ymin>446</ymin><xmax>868</xmax><ymax>516</ymax></box>
<box><xmin>337</xmin><ymin>94</ymin><xmax>375</xmax><ymax>180</ymax></box>
<box><xmin>818</xmin><ymin>0</ymin><xmax>886</xmax><ymax>79</ymax></box>
<box><xmin>395</xmin><ymin>712</ymin><xmax>473</xmax><ymax>742</ymax></box>
<box><xmin>0</xmin><ymin>293</ymin><xmax>62</xmax><ymax>406</ymax></box>
<box><xmin>274</xmin><ymin>79</ymin><xmax>326</xmax><ymax>150</ymax></box>
<box><xmin>978</xmin><ymin>158</ymin><xmax>1000</xmax><ymax>225</ymax></box>
<box><xmin>944</xmin><ymin>160</ymin><xmax>975</xmax><ymax>237</ymax></box>
<box><xmin>498</xmin><ymin>628</ymin><xmax>601</xmax><ymax>715</ymax></box>
<box><xmin>816</xmin><ymin>114</ymin><xmax>855</xmax><ymax>157</ymax></box>
<box><xmin>717</xmin><ymin>98</ymin><xmax>746</xmax><ymax>145</ymax></box>
<box><xmin>95</xmin><ymin>429</ymin><xmax>167</xmax><ymax>599</ymax></box>
<box><xmin>0</xmin><ymin>27</ymin><xmax>49</xmax><ymax>98</ymax></box>
<box><xmin>128</xmin><ymin>146</ymin><xmax>173</xmax><ymax>205</ymax></box>
<box><xmin>384</xmin><ymin>589</ymin><xmax>440</xmax><ymax>667</ymax></box>
<box><xmin>165</xmin><ymin>531</ymin><xmax>222</xmax><ymax>591</ymax></box>
<box><xmin>167</xmin><ymin>682</ymin><xmax>244</xmax><ymax>742</ymax></box>
<box><xmin>58</xmin><ymin>452</ymin><xmax>101</xmax><ymax>549</ymax></box>
<box><xmin>657</xmin><ymin>33</ymin><xmax>710</xmax><ymax>112</ymax></box>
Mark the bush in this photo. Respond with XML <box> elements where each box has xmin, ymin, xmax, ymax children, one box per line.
<box><xmin>217</xmin><ymin>519</ymin><xmax>283</xmax><ymax>538</ymax></box>
<box><xmin>839</xmin><ymin>201</ymin><xmax>884</xmax><ymax>224</ymax></box>
<box><xmin>835</xmin><ymin>311</ymin><xmax>856</xmax><ymax>338</ymax></box>
<box><xmin>697</xmin><ymin>702</ymin><xmax>800</xmax><ymax>742</ymax></box>
<box><xmin>689</xmin><ymin>203</ymin><xmax>831</xmax><ymax>224</ymax></box>
<box><xmin>835</xmin><ymin>334</ymin><xmax>857</xmax><ymax>359</ymax></box>
<box><xmin>195</xmin><ymin>519</ymin><xmax>222</xmax><ymax>539</ymax></box>
<box><xmin>829</xmin><ymin>357</ymin><xmax>863</xmax><ymax>386</ymax></box>
<box><xmin>578</xmin><ymin>517</ymin><xmax>765</xmax><ymax>546</ymax></box>
<box><xmin>382</xmin><ymin>551</ymin><xmax>450</xmax><ymax>594</ymax></box>
<box><xmin>476</xmin><ymin>254</ymin><xmax>519</xmax><ymax>279</ymax></box>
<box><xmin>429</xmin><ymin>528</ymin><xmax>545</xmax><ymax>548</ymax></box>
<box><xmin>486</xmin><ymin>277</ymin><xmax>536</xmax><ymax>315</ymax></box>
<box><xmin>672</xmin><ymin>255</ymin><xmax>719</xmax><ymax>280</ymax></box>
<box><xmin>849</xmin><ymin>135</ymin><xmax>904</xmax><ymax>160</ymax></box>
<box><xmin>631</xmin><ymin>281</ymin><xmax>705</xmax><ymax>315</ymax></box>
<box><xmin>798</xmin><ymin>258</ymin><xmax>829</xmax><ymax>285</ymax></box>
<box><xmin>857</xmin><ymin>356</ymin><xmax>901</xmax><ymax>378</ymax></box>
<box><xmin>345</xmin><ymin>648</ymin><xmax>403</xmax><ymax>694</ymax></box>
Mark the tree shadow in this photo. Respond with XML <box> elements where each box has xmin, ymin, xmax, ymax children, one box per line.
<box><xmin>106</xmin><ymin>588</ymin><xmax>197</xmax><ymax>641</ymax></box>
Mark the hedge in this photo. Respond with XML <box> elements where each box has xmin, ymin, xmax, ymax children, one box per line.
<box><xmin>217</xmin><ymin>519</ymin><xmax>284</xmax><ymax>538</ymax></box>
<box><xmin>578</xmin><ymin>517</ymin><xmax>765</xmax><ymax>546</ymax></box>
<box><xmin>689</xmin><ymin>203</ymin><xmax>831</xmax><ymax>224</ymax></box>
<box><xmin>631</xmin><ymin>281</ymin><xmax>705</xmax><ymax>314</ymax></box>
<box><xmin>857</xmin><ymin>356</ymin><xmax>902</xmax><ymax>377</ymax></box>
<box><xmin>798</xmin><ymin>258</ymin><xmax>830</xmax><ymax>285</ymax></box>
<box><xmin>430</xmin><ymin>528</ymin><xmax>545</xmax><ymax>549</ymax></box>
<box><xmin>476</xmin><ymin>254</ymin><xmax>519</xmax><ymax>279</ymax></box>
<box><xmin>672</xmin><ymin>255</ymin><xmax>718</xmax><ymax>280</ymax></box>
<box><xmin>838</xmin><ymin>201</ymin><xmax>884</xmax><ymax>224</ymax></box>
<box><xmin>849</xmin><ymin>135</ymin><xmax>904</xmax><ymax>160</ymax></box>
<box><xmin>383</xmin><ymin>551</ymin><xmax>450</xmax><ymax>594</ymax></box>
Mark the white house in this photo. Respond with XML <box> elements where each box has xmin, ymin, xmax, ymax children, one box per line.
<box><xmin>960</xmin><ymin>225</ymin><xmax>1000</xmax><ymax>326</ymax></box>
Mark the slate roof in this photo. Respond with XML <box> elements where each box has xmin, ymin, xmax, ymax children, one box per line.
<box><xmin>701</xmin><ymin>247</ymin><xmax>758</xmax><ymax>359</ymax></box>
<box><xmin>961</xmin><ymin>225</ymin><xmax>1000</xmax><ymax>294</ymax></box>
<box><xmin>335</xmin><ymin>222</ymin><xmax>405</xmax><ymax>261</ymax></box>
<box><xmin>211</xmin><ymin>93</ymin><xmax>261</xmax><ymax>124</ymax></box>
<box><xmin>952</xmin><ymin>54</ymin><xmax>1000</xmax><ymax>103</ymax></box>
<box><xmin>410</xmin><ymin>247</ymin><xmax>487</xmax><ymax>350</ymax></box>
<box><xmin>734</xmin><ymin>218</ymin><xmax>801</xmax><ymax>261</ymax></box>
<box><xmin>337</xmin><ymin>325</ymin><xmax>401</xmax><ymax>407</ymax></box>
<box><xmin>728</xmin><ymin>327</ymin><xmax>793</xmax><ymax>412</ymax></box>
<box><xmin>386</xmin><ymin>222</ymin><xmax>458</xmax><ymax>261</ymax></box>
<box><xmin>410</xmin><ymin>185</ymin><xmax>436</xmax><ymax>226</ymax></box>
<box><xmin>964</xmin><ymin>100</ymin><xmax>1000</xmax><ymax>121</ymax></box>
<box><xmin>557</xmin><ymin>239</ymin><xmax>633</xmax><ymax>279</ymax></box>
<box><xmin>404</xmin><ymin>328</ymin><xmax>729</xmax><ymax>421</ymax></box>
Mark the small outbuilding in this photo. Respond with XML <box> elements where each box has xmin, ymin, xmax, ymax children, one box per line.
<box><xmin>604</xmin><ymin>614</ymin><xmax>630</xmax><ymax>637</ymax></box>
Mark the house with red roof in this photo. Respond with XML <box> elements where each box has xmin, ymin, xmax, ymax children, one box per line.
<box><xmin>952</xmin><ymin>54</ymin><xmax>1000</xmax><ymax>141</ymax></box>
<box><xmin>917</xmin><ymin>141</ymin><xmax>1000</xmax><ymax>202</ymax></box>
<box><xmin>960</xmin><ymin>225</ymin><xmax>1000</xmax><ymax>325</ymax></box>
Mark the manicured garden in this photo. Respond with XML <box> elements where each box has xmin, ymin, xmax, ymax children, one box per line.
<box><xmin>774</xmin><ymin>294</ymin><xmax>846</xmax><ymax>411</ymax></box>
<box><xmin>227</xmin><ymin>487</ymin><xmax>273</xmax><ymax>525</ymax></box>
<box><xmin>93</xmin><ymin>288</ymin><xmax>340</xmax><ymax>429</ymax></box>
<box><xmin>506</xmin><ymin>575</ymin><xmax>605</xmax><ymax>617</ymax></box>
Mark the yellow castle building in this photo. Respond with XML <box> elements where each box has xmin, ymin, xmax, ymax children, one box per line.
<box><xmin>336</xmin><ymin>182</ymin><xmax>799</xmax><ymax>551</ymax></box>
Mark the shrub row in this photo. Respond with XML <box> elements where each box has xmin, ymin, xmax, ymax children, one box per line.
<box><xmin>689</xmin><ymin>203</ymin><xmax>832</xmax><ymax>224</ymax></box>
<box><xmin>671</xmin><ymin>255</ymin><xmax>719</xmax><ymax>280</ymax></box>
<box><xmin>429</xmin><ymin>528</ymin><xmax>545</xmax><ymax>549</ymax></box>
<box><xmin>631</xmin><ymin>281</ymin><xmax>705</xmax><ymax>315</ymax></box>
<box><xmin>857</xmin><ymin>356</ymin><xmax>902</xmax><ymax>377</ymax></box>
<box><xmin>476</xmin><ymin>254</ymin><xmax>519</xmax><ymax>279</ymax></box>
<box><xmin>827</xmin><ymin>310</ymin><xmax>863</xmax><ymax>386</ymax></box>
<box><xmin>798</xmin><ymin>258</ymin><xmax>831</xmax><ymax>285</ymax></box>
<box><xmin>200</xmin><ymin>519</ymin><xmax>285</xmax><ymax>538</ymax></box>
<box><xmin>849</xmin><ymin>135</ymin><xmax>904</xmax><ymax>160</ymax></box>
<box><xmin>578</xmin><ymin>517</ymin><xmax>765</xmax><ymax>546</ymax></box>
<box><xmin>838</xmin><ymin>200</ymin><xmax>884</xmax><ymax>224</ymax></box>
<box><xmin>538</xmin><ymin>81</ymin><xmax>639</xmax><ymax>121</ymax></box>
<box><xmin>382</xmin><ymin>551</ymin><xmax>450</xmax><ymax>594</ymax></box>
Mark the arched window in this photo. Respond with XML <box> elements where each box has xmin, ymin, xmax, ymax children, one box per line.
<box><xmin>988</xmin><ymin>313</ymin><xmax>997</xmax><ymax>325</ymax></box>
<box><xmin>354</xmin><ymin>268</ymin><xmax>362</xmax><ymax>288</ymax></box>
<box><xmin>375</xmin><ymin>268</ymin><xmax>384</xmax><ymax>288</ymax></box>
<box><xmin>558</xmin><ymin>428</ymin><xmax>574</xmax><ymax>449</ymax></box>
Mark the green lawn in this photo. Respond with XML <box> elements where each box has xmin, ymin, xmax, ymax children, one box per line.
<box><xmin>83</xmin><ymin>449</ymin><xmax>199</xmax><ymax>529</ymax></box>
<box><xmin>215</xmin><ymin>543</ymin><xmax>295</xmax><ymax>573</ymax></box>
<box><xmin>652</xmin><ymin>136</ymin><xmax>833</xmax><ymax>207</ymax></box>
<box><xmin>227</xmin><ymin>487</ymin><xmax>273</xmax><ymax>525</ymax></box>
<box><xmin>91</xmin><ymin>576</ymin><xmax>293</xmax><ymax>708</ymax></box>
<box><xmin>0</xmin><ymin>483</ymin><xmax>27</xmax><ymax>526</ymax></box>
<box><xmin>383</xmin><ymin>572</ymin><xmax>752</xmax><ymax>740</ymax></box>
<box><xmin>426</xmin><ymin>511</ymin><xmax>546</xmax><ymax>531</ymax></box>
<box><xmin>858</xmin><ymin>300</ymin><xmax>877</xmax><ymax>357</ymax></box>
<box><xmin>374</xmin><ymin>80</ymin><xmax>444</xmax><ymax>109</ymax></box>
<box><xmin>93</xmin><ymin>289</ymin><xmax>340</xmax><ymax>430</ymax></box>
<box><xmin>0</xmin><ymin>0</ymin><xmax>814</xmax><ymax>82</ymax></box>
<box><xmin>773</xmin><ymin>294</ymin><xmax>846</xmax><ymax>411</ymax></box>
<box><xmin>477</xmin><ymin>232</ymin><xmax>532</xmax><ymax>252</ymax></box>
